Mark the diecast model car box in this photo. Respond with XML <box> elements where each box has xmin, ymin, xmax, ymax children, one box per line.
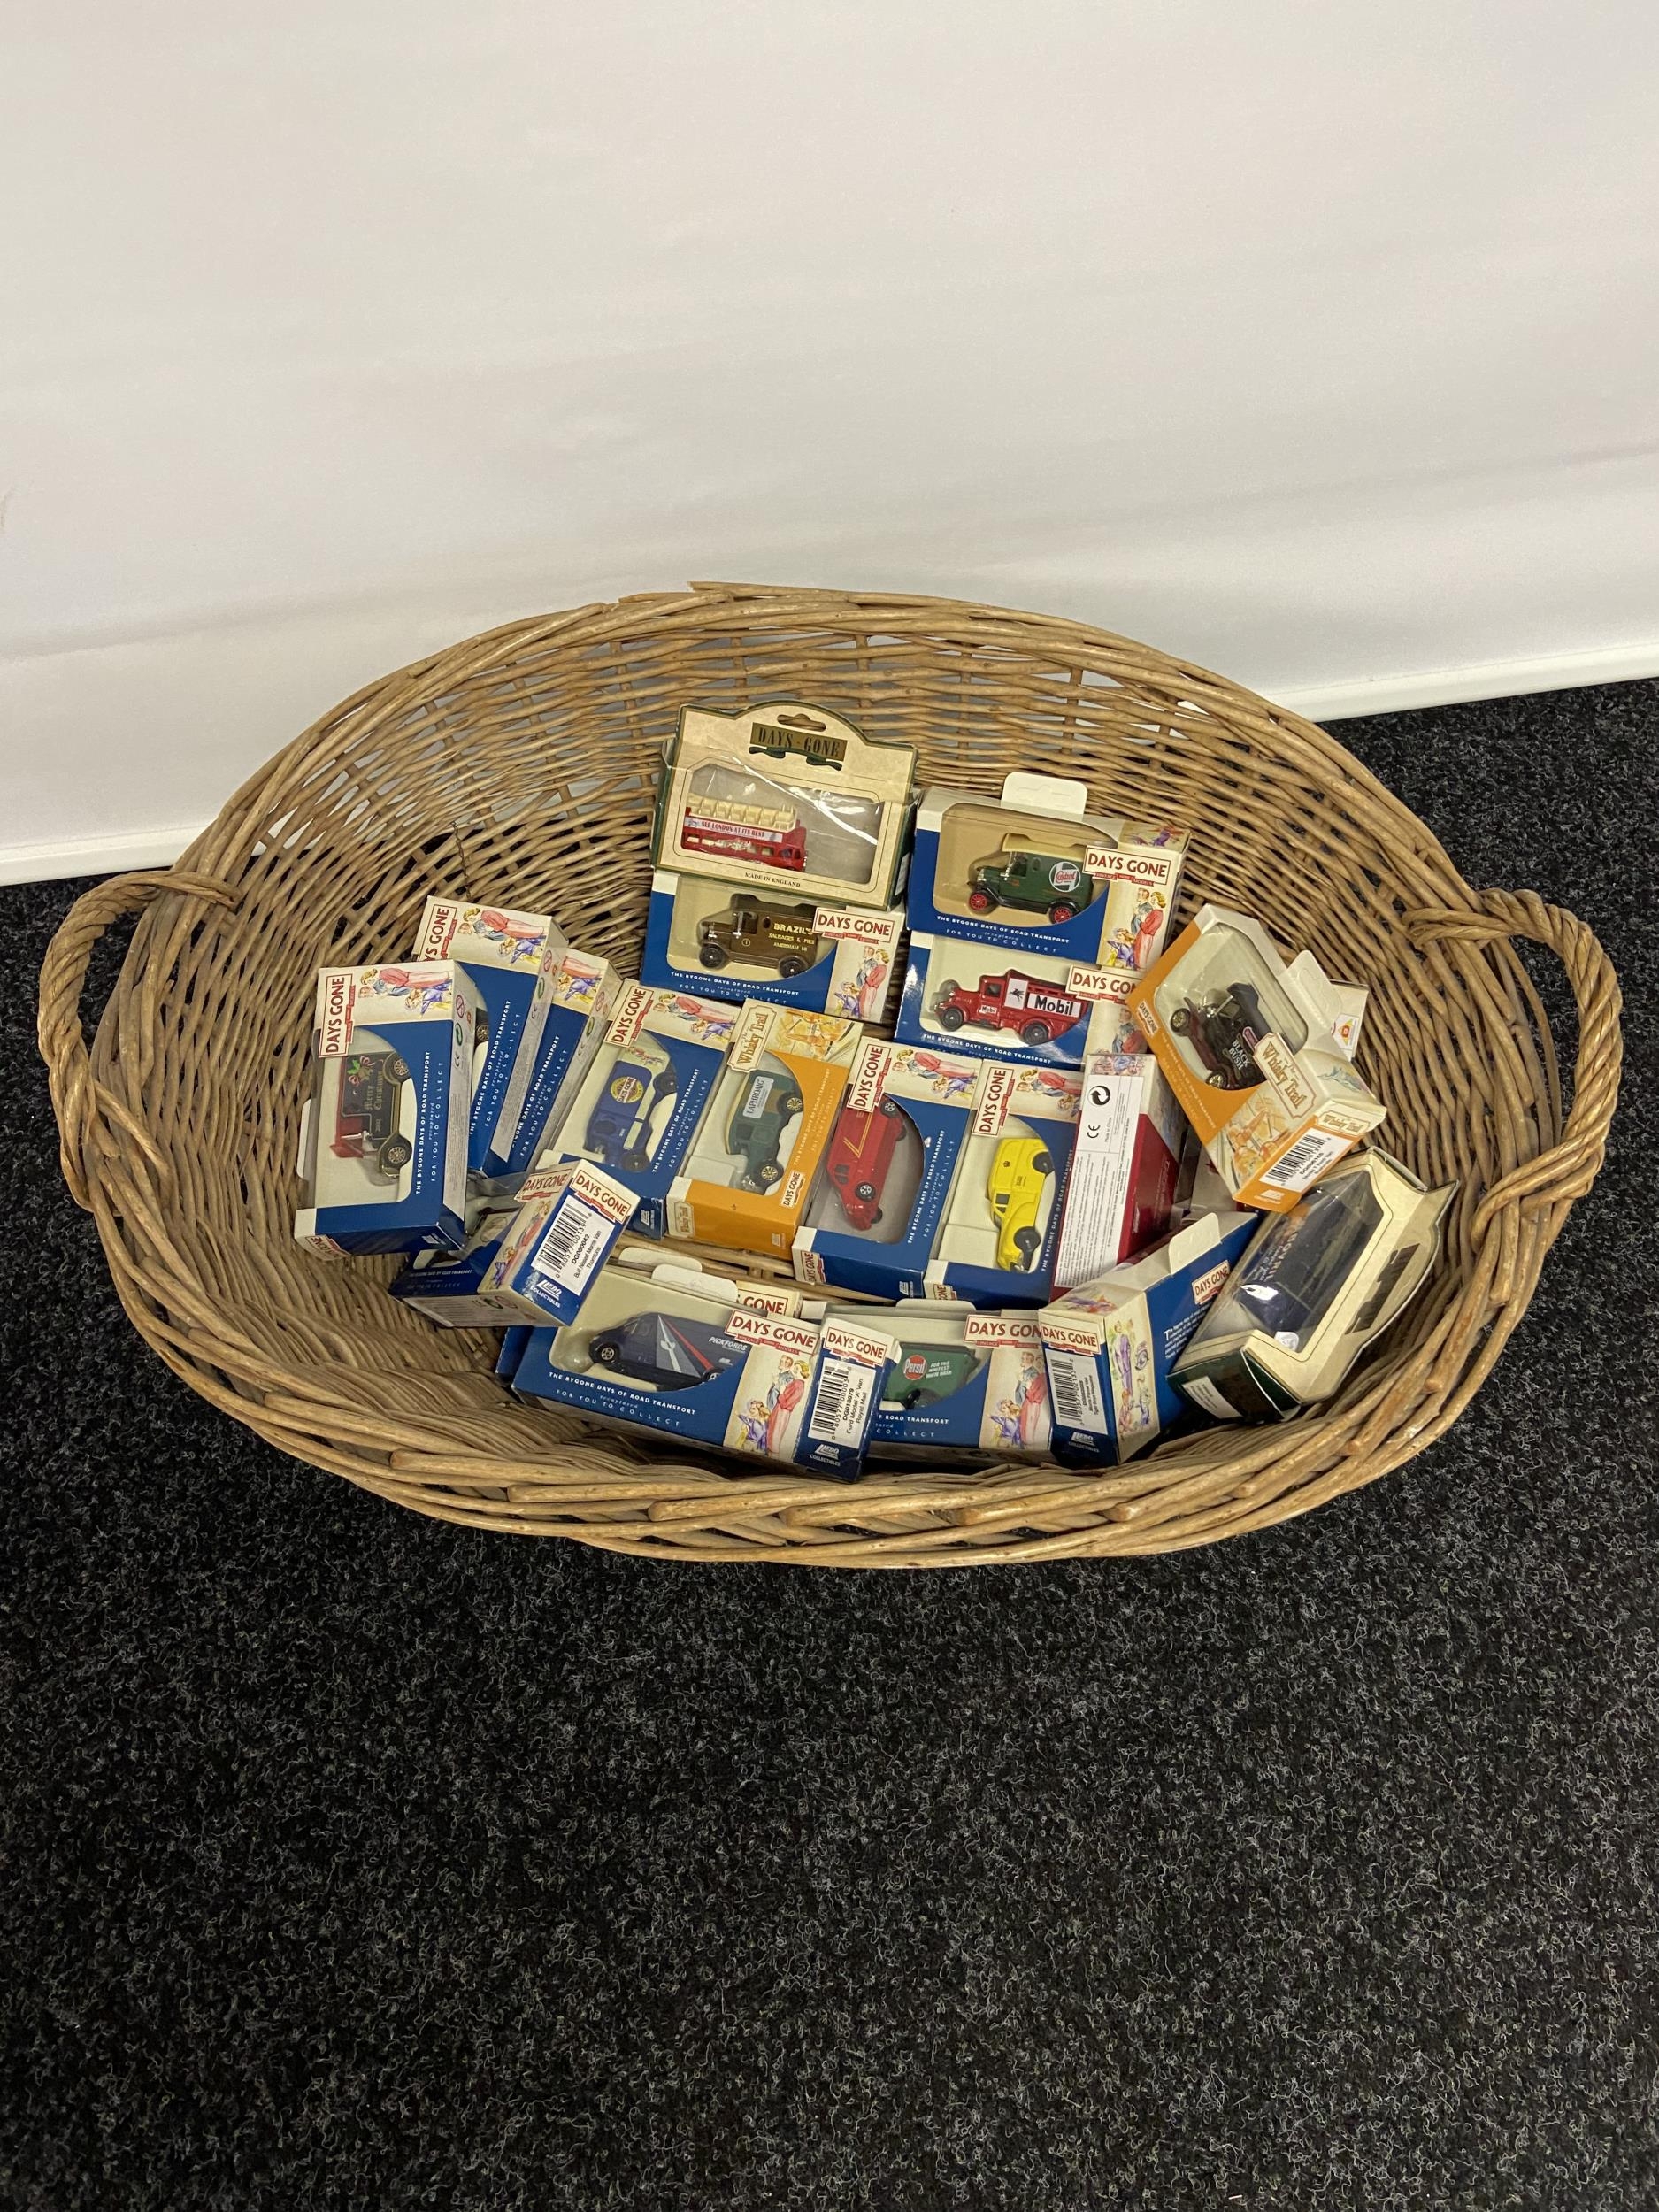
<box><xmin>794</xmin><ymin>1040</ymin><xmax>988</xmax><ymax>1300</ymax></box>
<box><xmin>1051</xmin><ymin>1051</ymin><xmax>1187</xmax><ymax>1293</ymax></box>
<box><xmin>482</xmin><ymin>946</ymin><xmax>622</xmax><ymax>1184</ymax></box>
<box><xmin>895</xmin><ymin>935</ymin><xmax>1126</xmax><ymax>1070</ymax></box>
<box><xmin>1038</xmin><ymin>1210</ymin><xmax>1261</xmax><ymax>1466</ymax></box>
<box><xmin>1127</xmin><ymin>905</ymin><xmax>1386</xmax><ymax>1215</ymax></box>
<box><xmin>412</xmin><ymin>898</ymin><xmax>567</xmax><ymax>1177</ymax></box>
<box><xmin>1171</xmin><ymin>1148</ymin><xmax>1455</xmax><ymax>1422</ymax></box>
<box><xmin>863</xmin><ymin>1302</ymin><xmax>1053</xmax><ymax>1461</ymax></box>
<box><xmin>393</xmin><ymin>1162</ymin><xmax>639</xmax><ymax>1328</ymax></box>
<box><xmin>920</xmin><ymin>1062</ymin><xmax>1083</xmax><ymax>1308</ymax></box>
<box><xmin>907</xmin><ymin>769</ymin><xmax>1186</xmax><ymax>969</ymax></box>
<box><xmin>295</xmin><ymin>960</ymin><xmax>479</xmax><ymax>1256</ymax></box>
<box><xmin>390</xmin><ymin>1194</ymin><xmax>526</xmax><ymax>1325</ymax></box>
<box><xmin>653</xmin><ymin>700</ymin><xmax>917</xmax><ymax>910</ymax></box>
<box><xmin>509</xmin><ymin>1262</ymin><xmax>895</xmax><ymax>1478</ymax></box>
<box><xmin>545</xmin><ymin>984</ymin><xmax>738</xmax><ymax>1239</ymax></box>
<box><xmin>667</xmin><ymin>1002</ymin><xmax>861</xmax><ymax>1259</ymax></box>
<box><xmin>642</xmin><ymin>871</ymin><xmax>904</xmax><ymax>1023</ymax></box>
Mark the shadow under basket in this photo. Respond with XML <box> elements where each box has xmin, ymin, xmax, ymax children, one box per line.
<box><xmin>38</xmin><ymin>585</ymin><xmax>1623</xmax><ymax>1566</ymax></box>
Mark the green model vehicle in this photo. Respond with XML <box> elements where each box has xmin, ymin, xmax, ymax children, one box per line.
<box><xmin>882</xmin><ymin>1343</ymin><xmax>984</xmax><ymax>1411</ymax></box>
<box><xmin>726</xmin><ymin>1067</ymin><xmax>806</xmax><ymax>1192</ymax></box>
<box><xmin>965</xmin><ymin>836</ymin><xmax>1100</xmax><ymax>926</ymax></box>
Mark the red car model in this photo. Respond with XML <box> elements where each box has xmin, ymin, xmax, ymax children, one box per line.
<box><xmin>826</xmin><ymin>1096</ymin><xmax>909</xmax><ymax>1230</ymax></box>
<box><xmin>932</xmin><ymin>970</ymin><xmax>1089</xmax><ymax>1049</ymax></box>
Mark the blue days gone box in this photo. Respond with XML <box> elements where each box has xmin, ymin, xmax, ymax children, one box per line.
<box><xmin>414</xmin><ymin>898</ymin><xmax>567</xmax><ymax>1178</ymax></box>
<box><xmin>792</xmin><ymin>1038</ymin><xmax>986</xmax><ymax>1301</ymax></box>
<box><xmin>295</xmin><ymin>959</ymin><xmax>480</xmax><ymax>1256</ymax></box>
<box><xmin>1036</xmin><ymin>1210</ymin><xmax>1260</xmax><ymax>1465</ymax></box>
<box><xmin>543</xmin><ymin>984</ymin><xmax>737</xmax><ymax>1240</ymax></box>
<box><xmin>508</xmin><ymin>1263</ymin><xmax>895</xmax><ymax>1478</ymax></box>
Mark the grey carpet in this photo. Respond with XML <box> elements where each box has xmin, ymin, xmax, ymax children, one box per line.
<box><xmin>2</xmin><ymin>680</ymin><xmax>1655</xmax><ymax>2210</ymax></box>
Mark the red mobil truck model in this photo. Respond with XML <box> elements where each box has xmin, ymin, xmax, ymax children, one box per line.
<box><xmin>931</xmin><ymin>969</ymin><xmax>1089</xmax><ymax>1049</ymax></box>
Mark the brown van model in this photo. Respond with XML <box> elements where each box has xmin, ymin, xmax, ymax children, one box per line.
<box><xmin>696</xmin><ymin>898</ymin><xmax>823</xmax><ymax>979</ymax></box>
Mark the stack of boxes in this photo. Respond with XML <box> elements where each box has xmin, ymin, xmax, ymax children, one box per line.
<box><xmin>295</xmin><ymin>701</ymin><xmax>1449</xmax><ymax>1477</ymax></box>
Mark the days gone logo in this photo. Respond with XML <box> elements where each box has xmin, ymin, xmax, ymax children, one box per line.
<box><xmin>317</xmin><ymin>970</ymin><xmax>357</xmax><ymax>1057</ymax></box>
<box><xmin>1192</xmin><ymin>1260</ymin><xmax>1231</xmax><ymax>1305</ymax></box>
<box><xmin>1254</xmin><ymin>1033</ymin><xmax>1316</xmax><ymax>1118</ymax></box>
<box><xmin>972</xmin><ymin>1060</ymin><xmax>1018</xmax><ymax>1138</ymax></box>
<box><xmin>727</xmin><ymin>1307</ymin><xmax>817</xmax><ymax>1354</ymax></box>
<box><xmin>964</xmin><ymin>1311</ymin><xmax>1039</xmax><ymax>1348</ymax></box>
<box><xmin>569</xmin><ymin>1162</ymin><xmax>636</xmax><ymax>1223</ymax></box>
<box><xmin>1066</xmin><ymin>963</ymin><xmax>1133</xmax><ymax>1002</ymax></box>
<box><xmin>417</xmin><ymin>901</ymin><xmax>462</xmax><ymax>959</ymax></box>
<box><xmin>1037</xmin><ymin>1317</ymin><xmax>1103</xmax><ymax>1355</ymax></box>
<box><xmin>847</xmin><ymin>1042</ymin><xmax>893</xmax><ymax>1118</ymax></box>
<box><xmin>813</xmin><ymin>906</ymin><xmax>896</xmax><ymax>944</ymax></box>
<box><xmin>606</xmin><ymin>982</ymin><xmax>653</xmax><ymax>1048</ymax></box>
<box><xmin>1084</xmin><ymin>846</ymin><xmax>1177</xmax><ymax>885</ymax></box>
<box><xmin>823</xmin><ymin>1320</ymin><xmax>895</xmax><ymax>1366</ymax></box>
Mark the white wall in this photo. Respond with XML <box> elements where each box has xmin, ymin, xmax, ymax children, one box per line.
<box><xmin>6</xmin><ymin>0</ymin><xmax>1658</xmax><ymax>879</ymax></box>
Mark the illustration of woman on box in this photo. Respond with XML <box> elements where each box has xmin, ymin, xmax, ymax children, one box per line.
<box><xmin>990</xmin><ymin>1355</ymin><xmax>1048</xmax><ymax>1450</ymax></box>
<box><xmin>476</xmin><ymin>910</ymin><xmax>547</xmax><ymax>968</ymax></box>
<box><xmin>853</xmin><ymin>951</ymin><xmax>890</xmax><ymax>1022</ymax></box>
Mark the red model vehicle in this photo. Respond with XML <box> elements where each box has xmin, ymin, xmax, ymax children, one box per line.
<box><xmin>826</xmin><ymin>1096</ymin><xmax>909</xmax><ymax>1230</ymax></box>
<box><xmin>680</xmin><ymin>799</ymin><xmax>808</xmax><ymax>872</ymax></box>
<box><xmin>932</xmin><ymin>970</ymin><xmax>1089</xmax><ymax>1049</ymax></box>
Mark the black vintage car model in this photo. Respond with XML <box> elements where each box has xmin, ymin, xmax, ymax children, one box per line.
<box><xmin>585</xmin><ymin>1311</ymin><xmax>747</xmax><ymax>1391</ymax></box>
<box><xmin>1168</xmin><ymin>983</ymin><xmax>1275</xmax><ymax>1089</ymax></box>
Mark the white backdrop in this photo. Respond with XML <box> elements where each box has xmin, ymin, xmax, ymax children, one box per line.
<box><xmin>5</xmin><ymin>0</ymin><xmax>1658</xmax><ymax>878</ymax></box>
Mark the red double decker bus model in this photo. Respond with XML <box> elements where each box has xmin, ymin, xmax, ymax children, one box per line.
<box><xmin>932</xmin><ymin>970</ymin><xmax>1089</xmax><ymax>1050</ymax></box>
<box><xmin>680</xmin><ymin>798</ymin><xmax>808</xmax><ymax>872</ymax></box>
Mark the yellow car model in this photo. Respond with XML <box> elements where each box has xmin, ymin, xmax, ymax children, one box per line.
<box><xmin>986</xmin><ymin>1133</ymin><xmax>1055</xmax><ymax>1271</ymax></box>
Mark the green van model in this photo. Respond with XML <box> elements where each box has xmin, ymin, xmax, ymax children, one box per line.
<box><xmin>965</xmin><ymin>840</ymin><xmax>1099</xmax><ymax>926</ymax></box>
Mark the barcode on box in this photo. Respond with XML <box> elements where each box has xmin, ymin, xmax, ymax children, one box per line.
<box><xmin>1048</xmin><ymin>1351</ymin><xmax>1106</xmax><ymax>1436</ymax></box>
<box><xmin>1260</xmin><ymin>1125</ymin><xmax>1352</xmax><ymax>1194</ymax></box>
<box><xmin>808</xmin><ymin>1356</ymin><xmax>875</xmax><ymax>1450</ymax></box>
<box><xmin>530</xmin><ymin>1195</ymin><xmax>611</xmax><ymax>1295</ymax></box>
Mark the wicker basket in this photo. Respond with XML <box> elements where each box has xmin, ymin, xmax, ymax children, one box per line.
<box><xmin>38</xmin><ymin>584</ymin><xmax>1622</xmax><ymax>1565</ymax></box>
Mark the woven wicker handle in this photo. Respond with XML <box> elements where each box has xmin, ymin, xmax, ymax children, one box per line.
<box><xmin>1408</xmin><ymin>888</ymin><xmax>1622</xmax><ymax>1236</ymax></box>
<box><xmin>37</xmin><ymin>868</ymin><xmax>240</xmax><ymax>1210</ymax></box>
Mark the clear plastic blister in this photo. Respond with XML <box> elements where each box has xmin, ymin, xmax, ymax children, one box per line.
<box><xmin>1203</xmin><ymin>1171</ymin><xmax>1383</xmax><ymax>1350</ymax></box>
<box><xmin>682</xmin><ymin>1056</ymin><xmax>807</xmax><ymax>1195</ymax></box>
<box><xmin>805</xmin><ymin>1099</ymin><xmax>924</xmax><ymax>1246</ymax></box>
<box><xmin>680</xmin><ymin>763</ymin><xmax>881</xmax><ymax>894</ymax></box>
<box><xmin>304</xmin><ymin>1034</ymin><xmax>419</xmax><ymax>1210</ymax></box>
<box><xmin>1150</xmin><ymin>923</ymin><xmax>1310</xmax><ymax>1094</ymax></box>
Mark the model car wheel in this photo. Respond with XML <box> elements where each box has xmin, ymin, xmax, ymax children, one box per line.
<box><xmin>1169</xmin><ymin>1006</ymin><xmax>1191</xmax><ymax>1034</ymax></box>
<box><xmin>591</xmin><ymin>1339</ymin><xmax>621</xmax><ymax>1367</ymax></box>
<box><xmin>967</xmin><ymin>888</ymin><xmax>995</xmax><ymax>913</ymax></box>
<box><xmin>935</xmin><ymin>1004</ymin><xmax>965</xmax><ymax>1031</ymax></box>
<box><xmin>1032</xmin><ymin>1149</ymin><xmax>1054</xmax><ymax>1175</ymax></box>
<box><xmin>778</xmin><ymin>956</ymin><xmax>806</xmax><ymax>978</ymax></box>
<box><xmin>698</xmin><ymin>942</ymin><xmax>728</xmax><ymax>969</ymax></box>
<box><xmin>1048</xmin><ymin>901</ymin><xmax>1078</xmax><ymax>925</ymax></box>
<box><xmin>855</xmin><ymin>1179</ymin><xmax>878</xmax><ymax>1204</ymax></box>
<box><xmin>1012</xmin><ymin>1225</ymin><xmax>1041</xmax><ymax>1269</ymax></box>
<box><xmin>782</xmin><ymin>1093</ymin><xmax>804</xmax><ymax>1116</ymax></box>
<box><xmin>1206</xmin><ymin>1070</ymin><xmax>1227</xmax><ymax>1088</ymax></box>
<box><xmin>756</xmin><ymin>1161</ymin><xmax>782</xmax><ymax>1187</ymax></box>
<box><xmin>897</xmin><ymin>1387</ymin><xmax>923</xmax><ymax>1410</ymax></box>
<box><xmin>379</xmin><ymin>1135</ymin><xmax>413</xmax><ymax>1171</ymax></box>
<box><xmin>1019</xmin><ymin>1019</ymin><xmax>1053</xmax><ymax>1047</ymax></box>
<box><xmin>879</xmin><ymin>1097</ymin><xmax>904</xmax><ymax>1119</ymax></box>
<box><xmin>388</xmin><ymin>1055</ymin><xmax>411</xmax><ymax>1083</ymax></box>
